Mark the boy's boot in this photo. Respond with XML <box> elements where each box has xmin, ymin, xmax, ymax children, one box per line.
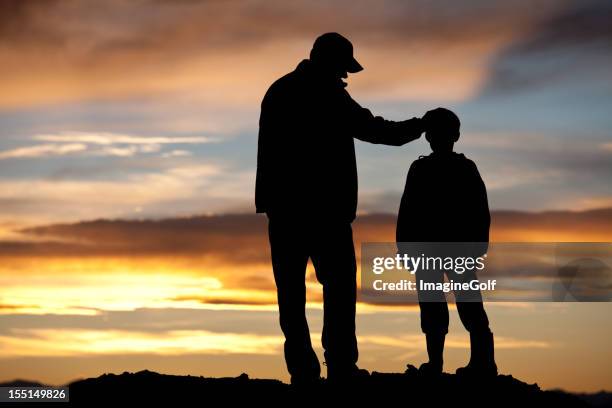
<box><xmin>456</xmin><ymin>331</ymin><xmax>498</xmax><ymax>377</ymax></box>
<box><xmin>419</xmin><ymin>333</ymin><xmax>445</xmax><ymax>375</ymax></box>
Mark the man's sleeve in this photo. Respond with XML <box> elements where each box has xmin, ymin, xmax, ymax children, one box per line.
<box><xmin>346</xmin><ymin>92</ymin><xmax>423</xmax><ymax>146</ymax></box>
<box><xmin>255</xmin><ymin>90</ymin><xmax>274</xmax><ymax>213</ymax></box>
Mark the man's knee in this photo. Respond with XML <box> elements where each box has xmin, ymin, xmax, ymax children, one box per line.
<box><xmin>421</xmin><ymin>323</ymin><xmax>449</xmax><ymax>335</ymax></box>
<box><xmin>464</xmin><ymin>318</ymin><xmax>491</xmax><ymax>334</ymax></box>
<box><xmin>420</xmin><ymin>302</ymin><xmax>449</xmax><ymax>334</ymax></box>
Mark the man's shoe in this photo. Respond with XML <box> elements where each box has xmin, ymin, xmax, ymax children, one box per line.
<box><xmin>419</xmin><ymin>333</ymin><xmax>445</xmax><ymax>376</ymax></box>
<box><xmin>418</xmin><ymin>361</ymin><xmax>443</xmax><ymax>376</ymax></box>
<box><xmin>327</xmin><ymin>364</ymin><xmax>369</xmax><ymax>385</ymax></box>
<box><xmin>455</xmin><ymin>363</ymin><xmax>498</xmax><ymax>378</ymax></box>
<box><xmin>290</xmin><ymin>374</ymin><xmax>323</xmax><ymax>387</ymax></box>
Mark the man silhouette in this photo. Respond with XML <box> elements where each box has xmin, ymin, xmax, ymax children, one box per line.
<box><xmin>396</xmin><ymin>107</ymin><xmax>497</xmax><ymax>377</ymax></box>
<box><xmin>256</xmin><ymin>32</ymin><xmax>424</xmax><ymax>385</ymax></box>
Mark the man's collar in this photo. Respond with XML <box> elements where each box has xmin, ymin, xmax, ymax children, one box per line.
<box><xmin>295</xmin><ymin>59</ymin><xmax>347</xmax><ymax>88</ymax></box>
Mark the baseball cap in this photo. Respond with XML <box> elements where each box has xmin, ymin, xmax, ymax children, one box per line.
<box><xmin>310</xmin><ymin>32</ymin><xmax>363</xmax><ymax>73</ymax></box>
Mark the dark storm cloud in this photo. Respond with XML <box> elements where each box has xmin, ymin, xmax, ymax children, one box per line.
<box><xmin>0</xmin><ymin>1</ymin><xmax>464</xmax><ymax>42</ymax></box>
<box><xmin>171</xmin><ymin>296</ymin><xmax>280</xmax><ymax>307</ymax></box>
<box><xmin>0</xmin><ymin>0</ymin><xmax>64</xmax><ymax>46</ymax></box>
<box><xmin>0</xmin><ymin>0</ymin><xmax>548</xmax><ymax>67</ymax></box>
<box><xmin>493</xmin><ymin>207</ymin><xmax>612</xmax><ymax>232</ymax></box>
<box><xmin>11</xmin><ymin>213</ymin><xmax>271</xmax><ymax>261</ymax></box>
<box><xmin>479</xmin><ymin>0</ymin><xmax>612</xmax><ymax>95</ymax></box>
<box><xmin>5</xmin><ymin>209</ymin><xmax>612</xmax><ymax>259</ymax></box>
<box><xmin>515</xmin><ymin>1</ymin><xmax>612</xmax><ymax>51</ymax></box>
<box><xmin>1</xmin><ymin>0</ymin><xmax>606</xmax><ymax>106</ymax></box>
<box><xmin>10</xmin><ymin>213</ymin><xmax>393</xmax><ymax>260</ymax></box>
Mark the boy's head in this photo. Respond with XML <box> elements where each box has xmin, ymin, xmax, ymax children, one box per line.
<box><xmin>422</xmin><ymin>107</ymin><xmax>460</xmax><ymax>153</ymax></box>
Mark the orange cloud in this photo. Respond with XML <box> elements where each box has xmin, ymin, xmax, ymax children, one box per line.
<box><xmin>11</xmin><ymin>209</ymin><xmax>612</xmax><ymax>259</ymax></box>
<box><xmin>0</xmin><ymin>209</ymin><xmax>607</xmax><ymax>314</ymax></box>
<box><xmin>0</xmin><ymin>0</ymin><xmax>562</xmax><ymax>109</ymax></box>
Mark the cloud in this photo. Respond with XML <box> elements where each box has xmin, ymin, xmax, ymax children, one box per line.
<box><xmin>0</xmin><ymin>328</ymin><xmax>281</xmax><ymax>357</ymax></box>
<box><xmin>8</xmin><ymin>209</ymin><xmax>612</xmax><ymax>314</ymax></box>
<box><xmin>0</xmin><ymin>143</ymin><xmax>87</xmax><ymax>159</ymax></box>
<box><xmin>34</xmin><ymin>132</ymin><xmax>213</xmax><ymax>145</ymax></box>
<box><xmin>491</xmin><ymin>208</ymin><xmax>612</xmax><ymax>241</ymax></box>
<box><xmin>0</xmin><ymin>325</ymin><xmax>548</xmax><ymax>359</ymax></box>
<box><xmin>173</xmin><ymin>296</ymin><xmax>278</xmax><ymax>307</ymax></box>
<box><xmin>0</xmin><ymin>131</ymin><xmax>214</xmax><ymax>160</ymax></box>
<box><xmin>360</xmin><ymin>334</ymin><xmax>551</xmax><ymax>350</ymax></box>
<box><xmin>0</xmin><ymin>303</ymin><xmax>39</xmax><ymax>311</ymax></box>
<box><xmin>0</xmin><ymin>306</ymin><xmax>551</xmax><ymax>375</ymax></box>
<box><xmin>0</xmin><ymin>307</ymin><xmax>281</xmax><ymax>335</ymax></box>
<box><xmin>8</xmin><ymin>209</ymin><xmax>612</xmax><ymax>259</ymax></box>
<box><xmin>415</xmin><ymin>131</ymin><xmax>612</xmax><ymax>211</ymax></box>
<box><xmin>162</xmin><ymin>150</ymin><xmax>192</xmax><ymax>158</ymax></box>
<box><xmin>96</xmin><ymin>145</ymin><xmax>154</xmax><ymax>157</ymax></box>
<box><xmin>10</xmin><ymin>213</ymin><xmax>268</xmax><ymax>258</ymax></box>
<box><xmin>0</xmin><ymin>0</ymin><xmax>564</xmax><ymax>108</ymax></box>
<box><xmin>0</xmin><ymin>163</ymin><xmax>230</xmax><ymax>225</ymax></box>
<box><xmin>478</xmin><ymin>0</ymin><xmax>612</xmax><ymax>96</ymax></box>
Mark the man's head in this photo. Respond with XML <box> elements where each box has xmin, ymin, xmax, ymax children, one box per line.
<box><xmin>422</xmin><ymin>108</ymin><xmax>461</xmax><ymax>153</ymax></box>
<box><xmin>310</xmin><ymin>32</ymin><xmax>363</xmax><ymax>80</ymax></box>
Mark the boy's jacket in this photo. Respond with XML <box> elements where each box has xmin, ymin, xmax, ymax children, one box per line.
<box><xmin>396</xmin><ymin>152</ymin><xmax>490</xmax><ymax>244</ymax></box>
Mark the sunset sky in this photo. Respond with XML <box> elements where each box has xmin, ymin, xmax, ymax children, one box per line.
<box><xmin>0</xmin><ymin>0</ymin><xmax>611</xmax><ymax>391</ymax></box>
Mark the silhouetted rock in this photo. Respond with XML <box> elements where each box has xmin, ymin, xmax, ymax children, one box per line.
<box><xmin>2</xmin><ymin>370</ymin><xmax>608</xmax><ymax>407</ymax></box>
<box><xmin>574</xmin><ymin>391</ymin><xmax>612</xmax><ymax>408</ymax></box>
<box><xmin>0</xmin><ymin>380</ymin><xmax>47</xmax><ymax>388</ymax></box>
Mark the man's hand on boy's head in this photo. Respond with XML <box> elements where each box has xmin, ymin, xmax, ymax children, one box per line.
<box><xmin>410</xmin><ymin>117</ymin><xmax>425</xmax><ymax>139</ymax></box>
<box><xmin>421</xmin><ymin>110</ymin><xmax>435</xmax><ymax>131</ymax></box>
<box><xmin>411</xmin><ymin>117</ymin><xmax>426</xmax><ymax>139</ymax></box>
<box><xmin>414</xmin><ymin>116</ymin><xmax>426</xmax><ymax>135</ymax></box>
<box><xmin>389</xmin><ymin>117</ymin><xmax>424</xmax><ymax>146</ymax></box>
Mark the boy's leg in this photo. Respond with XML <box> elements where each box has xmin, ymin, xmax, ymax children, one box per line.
<box><xmin>454</xmin><ymin>271</ymin><xmax>497</xmax><ymax>376</ymax></box>
<box><xmin>453</xmin><ymin>271</ymin><xmax>490</xmax><ymax>333</ymax></box>
<box><xmin>310</xmin><ymin>222</ymin><xmax>360</xmax><ymax>379</ymax></box>
<box><xmin>416</xmin><ymin>270</ymin><xmax>448</xmax><ymax>373</ymax></box>
<box><xmin>455</xmin><ymin>301</ymin><xmax>490</xmax><ymax>333</ymax></box>
<box><xmin>268</xmin><ymin>217</ymin><xmax>321</xmax><ymax>382</ymax></box>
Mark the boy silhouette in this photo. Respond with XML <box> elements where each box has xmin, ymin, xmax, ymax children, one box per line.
<box><xmin>396</xmin><ymin>108</ymin><xmax>497</xmax><ymax>377</ymax></box>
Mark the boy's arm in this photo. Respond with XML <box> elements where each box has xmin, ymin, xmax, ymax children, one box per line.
<box><xmin>470</xmin><ymin>162</ymin><xmax>491</xmax><ymax>254</ymax></box>
<box><xmin>396</xmin><ymin>162</ymin><xmax>420</xmax><ymax>245</ymax></box>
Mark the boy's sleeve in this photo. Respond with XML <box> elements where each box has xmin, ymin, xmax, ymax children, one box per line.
<box><xmin>396</xmin><ymin>161</ymin><xmax>421</xmax><ymax>245</ymax></box>
<box><xmin>469</xmin><ymin>161</ymin><xmax>491</xmax><ymax>253</ymax></box>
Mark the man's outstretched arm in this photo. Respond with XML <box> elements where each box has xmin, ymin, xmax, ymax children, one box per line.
<box><xmin>346</xmin><ymin>93</ymin><xmax>424</xmax><ymax>145</ymax></box>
